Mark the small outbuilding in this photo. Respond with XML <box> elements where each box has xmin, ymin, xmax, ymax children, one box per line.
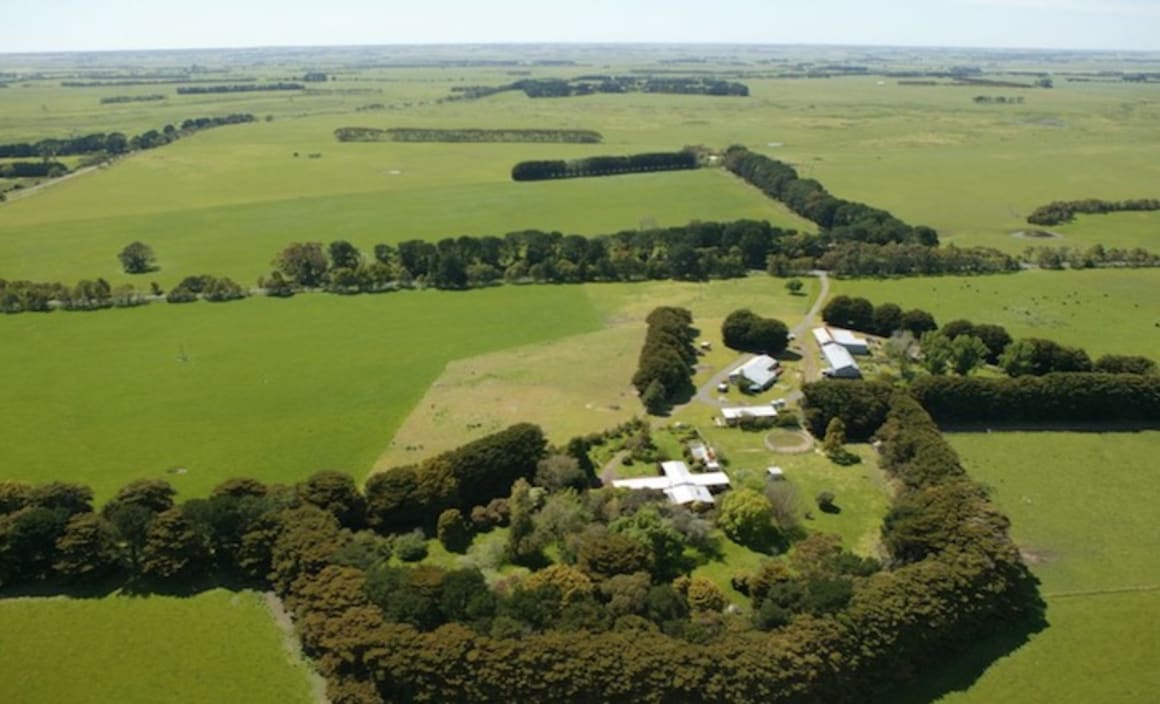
<box><xmin>820</xmin><ymin>342</ymin><xmax>862</xmax><ymax>379</ymax></box>
<box><xmin>813</xmin><ymin>326</ymin><xmax>869</xmax><ymax>355</ymax></box>
<box><xmin>721</xmin><ymin>405</ymin><xmax>779</xmax><ymax>426</ymax></box>
<box><xmin>728</xmin><ymin>355</ymin><xmax>781</xmax><ymax>393</ymax></box>
<box><xmin>766</xmin><ymin>466</ymin><xmax>785</xmax><ymax>481</ymax></box>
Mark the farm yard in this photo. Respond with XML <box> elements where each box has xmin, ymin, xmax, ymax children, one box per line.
<box><xmin>1</xmin><ymin>42</ymin><xmax>1159</xmax><ymax>704</ymax></box>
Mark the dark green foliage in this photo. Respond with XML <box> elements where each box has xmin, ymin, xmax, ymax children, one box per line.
<box><xmin>176</xmin><ymin>83</ymin><xmax>303</xmax><ymax>94</ymax></box>
<box><xmin>999</xmin><ymin>337</ymin><xmax>1092</xmax><ymax>376</ymax></box>
<box><xmin>724</xmin><ymin>146</ymin><xmax>939</xmax><ymax>247</ymax></box>
<box><xmin>512</xmin><ymin>151</ymin><xmax>697</xmax><ymax>181</ymax></box>
<box><xmin>577</xmin><ymin>531</ymin><xmax>653</xmax><ymax>581</ymax></box>
<box><xmin>899</xmin><ymin>308</ymin><xmax>938</xmax><ymax>337</ymax></box>
<box><xmin>1027</xmin><ymin>197</ymin><xmax>1160</xmax><ymax>226</ymax></box>
<box><xmin>139</xmin><ymin>507</ymin><xmax>209</xmax><ymax>581</ymax></box>
<box><xmin>117</xmin><ymin>241</ymin><xmax>156</xmax><ymax>274</ymax></box>
<box><xmin>801</xmin><ymin>380</ymin><xmax>894</xmax><ymax>439</ymax></box>
<box><xmin>633</xmin><ymin>307</ymin><xmax>696</xmax><ymax>413</ymax></box>
<box><xmin>910</xmin><ymin>373</ymin><xmax>1160</xmax><ymax>425</ymax></box>
<box><xmin>818</xmin><ymin>241</ymin><xmax>1018</xmax><ymax>276</ymax></box>
<box><xmin>436</xmin><ymin>509</ymin><xmax>470</xmax><ymax>553</ymax></box>
<box><xmin>1093</xmin><ymin>354</ymin><xmax>1156</xmax><ymax>375</ymax></box>
<box><xmin>822</xmin><ymin>295</ymin><xmax>874</xmax><ymax>332</ymax></box>
<box><xmin>53</xmin><ymin>512</ymin><xmax>122</xmax><ymax>580</ymax></box>
<box><xmin>273</xmin><ymin>242</ymin><xmax>329</xmax><ymax>287</ymax></box>
<box><xmin>721</xmin><ymin>309</ymin><xmax>789</xmax><ymax>354</ymax></box>
<box><xmin>872</xmin><ymin>302</ymin><xmax>903</xmax><ymax>336</ymax></box>
<box><xmin>297</xmin><ymin>471</ymin><xmax>366</xmax><ymax>529</ymax></box>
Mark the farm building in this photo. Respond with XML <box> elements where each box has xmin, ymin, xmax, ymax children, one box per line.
<box><xmin>820</xmin><ymin>342</ymin><xmax>862</xmax><ymax>379</ymax></box>
<box><xmin>767</xmin><ymin>466</ymin><xmax>785</xmax><ymax>481</ymax></box>
<box><xmin>721</xmin><ymin>405</ymin><xmax>779</xmax><ymax>426</ymax></box>
<box><xmin>812</xmin><ymin>326</ymin><xmax>869</xmax><ymax>355</ymax></box>
<box><xmin>688</xmin><ymin>442</ymin><xmax>722</xmax><ymax>470</ymax></box>
<box><xmin>611</xmin><ymin>460</ymin><xmax>731</xmax><ymax>505</ymax></box>
<box><xmin>728</xmin><ymin>355</ymin><xmax>781</xmax><ymax>393</ymax></box>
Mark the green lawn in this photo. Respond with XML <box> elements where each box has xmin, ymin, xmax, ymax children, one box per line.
<box><xmin>913</xmin><ymin>432</ymin><xmax>1160</xmax><ymax>704</ymax></box>
<box><xmin>0</xmin><ymin>590</ymin><xmax>315</xmax><ymax>704</ymax></box>
<box><xmin>0</xmin><ymin>287</ymin><xmax>599</xmax><ymax>501</ymax></box>
<box><xmin>835</xmin><ymin>269</ymin><xmax>1160</xmax><ymax>357</ymax></box>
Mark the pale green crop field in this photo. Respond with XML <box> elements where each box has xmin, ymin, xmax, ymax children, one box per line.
<box><xmin>916</xmin><ymin>432</ymin><xmax>1160</xmax><ymax>704</ymax></box>
<box><xmin>0</xmin><ymin>590</ymin><xmax>315</xmax><ymax>704</ymax></box>
<box><xmin>835</xmin><ymin>268</ymin><xmax>1160</xmax><ymax>357</ymax></box>
<box><xmin>0</xmin><ymin>287</ymin><xmax>599</xmax><ymax>501</ymax></box>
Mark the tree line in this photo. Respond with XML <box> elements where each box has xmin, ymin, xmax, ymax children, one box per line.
<box><xmin>1027</xmin><ymin>198</ymin><xmax>1160</xmax><ymax>226</ymax></box>
<box><xmin>511</xmin><ymin>151</ymin><xmax>697</xmax><ymax>181</ymax></box>
<box><xmin>632</xmin><ymin>307</ymin><xmax>698</xmax><ymax>414</ymax></box>
<box><xmin>0</xmin><ymin>114</ymin><xmax>255</xmax><ymax>160</ymax></box>
<box><xmin>61</xmin><ymin>78</ymin><xmax>259</xmax><ymax>87</ymax></box>
<box><xmin>447</xmin><ymin>77</ymin><xmax>749</xmax><ymax>102</ymax></box>
<box><xmin>99</xmin><ymin>94</ymin><xmax>166</xmax><ymax>104</ymax></box>
<box><xmin>814</xmin><ymin>241</ymin><xmax>1019</xmax><ymax>277</ymax></box>
<box><xmin>334</xmin><ymin>127</ymin><xmax>603</xmax><ymax>143</ymax></box>
<box><xmin>0</xmin><ymin>275</ymin><xmax>247</xmax><ymax>313</ymax></box>
<box><xmin>175</xmin><ymin>83</ymin><xmax>304</xmax><ymax>94</ymax></box>
<box><xmin>1022</xmin><ymin>243</ymin><xmax>1160</xmax><ymax>269</ymax></box>
<box><xmin>723</xmin><ymin>146</ymin><xmax>940</xmax><ymax>247</ymax></box>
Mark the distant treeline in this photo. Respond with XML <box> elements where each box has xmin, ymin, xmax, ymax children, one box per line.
<box><xmin>1026</xmin><ymin>198</ymin><xmax>1160</xmax><ymax>226</ymax></box>
<box><xmin>448</xmin><ymin>76</ymin><xmax>749</xmax><ymax>101</ymax></box>
<box><xmin>972</xmin><ymin>95</ymin><xmax>1025</xmax><ymax>104</ymax></box>
<box><xmin>0</xmin><ymin>114</ymin><xmax>254</xmax><ymax>160</ymax></box>
<box><xmin>176</xmin><ymin>83</ymin><xmax>303</xmax><ymax>95</ymax></box>
<box><xmin>100</xmin><ymin>94</ymin><xmax>166</xmax><ymax>104</ymax></box>
<box><xmin>814</xmin><ymin>241</ymin><xmax>1019</xmax><ymax>277</ymax></box>
<box><xmin>723</xmin><ymin>146</ymin><xmax>940</xmax><ymax>247</ymax></box>
<box><xmin>1023</xmin><ymin>243</ymin><xmax>1160</xmax><ymax>270</ymax></box>
<box><xmin>334</xmin><ymin>127</ymin><xmax>603</xmax><ymax>144</ymax></box>
<box><xmin>0</xmin><ymin>275</ymin><xmax>248</xmax><ymax>313</ymax></box>
<box><xmin>512</xmin><ymin>151</ymin><xmax>697</xmax><ymax>181</ymax></box>
<box><xmin>62</xmin><ymin>77</ymin><xmax>257</xmax><ymax>87</ymax></box>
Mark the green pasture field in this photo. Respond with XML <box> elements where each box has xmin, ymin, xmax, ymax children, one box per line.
<box><xmin>910</xmin><ymin>432</ymin><xmax>1160</xmax><ymax>704</ymax></box>
<box><xmin>375</xmin><ymin>275</ymin><xmax>817</xmax><ymax>470</ymax></box>
<box><xmin>1049</xmin><ymin>210</ymin><xmax>1160</xmax><ymax>252</ymax></box>
<box><xmin>0</xmin><ymin>287</ymin><xmax>599</xmax><ymax>501</ymax></box>
<box><xmin>0</xmin><ymin>590</ymin><xmax>315</xmax><ymax>704</ymax></box>
<box><xmin>834</xmin><ymin>269</ymin><xmax>1160</xmax><ymax>357</ymax></box>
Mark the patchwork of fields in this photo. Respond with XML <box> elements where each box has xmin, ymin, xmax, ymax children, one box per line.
<box><xmin>2</xmin><ymin>46</ymin><xmax>1159</xmax><ymax>703</ymax></box>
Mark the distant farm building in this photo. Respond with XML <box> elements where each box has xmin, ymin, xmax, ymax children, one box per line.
<box><xmin>812</xmin><ymin>326</ymin><xmax>869</xmax><ymax>355</ymax></box>
<box><xmin>611</xmin><ymin>460</ymin><xmax>731</xmax><ymax>505</ymax></box>
<box><xmin>728</xmin><ymin>355</ymin><xmax>781</xmax><ymax>393</ymax></box>
<box><xmin>721</xmin><ymin>405</ymin><xmax>779</xmax><ymax>426</ymax></box>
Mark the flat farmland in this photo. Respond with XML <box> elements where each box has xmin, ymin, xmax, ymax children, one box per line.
<box><xmin>0</xmin><ymin>590</ymin><xmax>316</xmax><ymax>704</ymax></box>
<box><xmin>0</xmin><ymin>287</ymin><xmax>599</xmax><ymax>501</ymax></box>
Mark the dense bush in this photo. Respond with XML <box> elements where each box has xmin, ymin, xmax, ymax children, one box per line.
<box><xmin>721</xmin><ymin>309</ymin><xmax>789</xmax><ymax>354</ymax></box>
<box><xmin>800</xmin><ymin>380</ymin><xmax>894</xmax><ymax>440</ymax></box>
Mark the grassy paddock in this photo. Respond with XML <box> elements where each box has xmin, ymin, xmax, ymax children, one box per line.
<box><xmin>835</xmin><ymin>269</ymin><xmax>1160</xmax><ymax>357</ymax></box>
<box><xmin>0</xmin><ymin>287</ymin><xmax>599</xmax><ymax>500</ymax></box>
<box><xmin>916</xmin><ymin>431</ymin><xmax>1160</xmax><ymax>704</ymax></box>
<box><xmin>0</xmin><ymin>590</ymin><xmax>315</xmax><ymax>704</ymax></box>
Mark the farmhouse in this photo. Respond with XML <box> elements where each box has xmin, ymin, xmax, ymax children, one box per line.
<box><xmin>812</xmin><ymin>326</ymin><xmax>869</xmax><ymax>355</ymax></box>
<box><xmin>611</xmin><ymin>460</ymin><xmax>731</xmax><ymax>505</ymax></box>
<box><xmin>820</xmin><ymin>342</ymin><xmax>862</xmax><ymax>379</ymax></box>
<box><xmin>728</xmin><ymin>355</ymin><xmax>781</xmax><ymax>393</ymax></box>
<box><xmin>720</xmin><ymin>405</ymin><xmax>779</xmax><ymax>426</ymax></box>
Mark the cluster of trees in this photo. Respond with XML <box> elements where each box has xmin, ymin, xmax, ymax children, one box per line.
<box><xmin>632</xmin><ymin>307</ymin><xmax>697</xmax><ymax>414</ymax></box>
<box><xmin>165</xmin><ymin>274</ymin><xmax>247</xmax><ymax>304</ymax></box>
<box><xmin>175</xmin><ymin>83</ymin><xmax>303</xmax><ymax>94</ymax></box>
<box><xmin>801</xmin><ymin>380</ymin><xmax>894</xmax><ymax>439</ymax></box>
<box><xmin>265</xmin><ymin>221</ymin><xmax>801</xmax><ymax>294</ymax></box>
<box><xmin>822</xmin><ymin>295</ymin><xmax>939</xmax><ymax>338</ymax></box>
<box><xmin>334</xmin><ymin>127</ymin><xmax>603</xmax><ymax>143</ymax></box>
<box><xmin>99</xmin><ymin>94</ymin><xmax>166</xmax><ymax>104</ymax></box>
<box><xmin>0</xmin><ymin>114</ymin><xmax>255</xmax><ymax>165</ymax></box>
<box><xmin>0</xmin><ymin>278</ymin><xmax>152</xmax><ymax>313</ymax></box>
<box><xmin>723</xmin><ymin>146</ymin><xmax>940</xmax><ymax>247</ymax></box>
<box><xmin>910</xmin><ymin>373</ymin><xmax>1160</xmax><ymax>425</ymax></box>
<box><xmin>493</xmin><ymin>77</ymin><xmax>749</xmax><ymax>99</ymax></box>
<box><xmin>816</xmin><ymin>241</ymin><xmax>1019</xmax><ymax>276</ymax></box>
<box><xmin>721</xmin><ymin>309</ymin><xmax>789</xmax><ymax>355</ymax></box>
<box><xmin>1027</xmin><ymin>198</ymin><xmax>1160</xmax><ymax>226</ymax></box>
<box><xmin>511</xmin><ymin>151</ymin><xmax>697</xmax><ymax>181</ymax></box>
<box><xmin>0</xmin><ymin>162</ymin><xmax>68</xmax><ymax>178</ymax></box>
<box><xmin>1022</xmin><ymin>243</ymin><xmax>1160</xmax><ymax>269</ymax></box>
<box><xmin>972</xmin><ymin>95</ymin><xmax>1025</xmax><ymax>104</ymax></box>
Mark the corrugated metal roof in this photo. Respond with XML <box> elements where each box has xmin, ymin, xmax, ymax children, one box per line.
<box><xmin>821</xmin><ymin>342</ymin><xmax>859</xmax><ymax>371</ymax></box>
<box><xmin>722</xmin><ymin>406</ymin><xmax>779</xmax><ymax>420</ymax></box>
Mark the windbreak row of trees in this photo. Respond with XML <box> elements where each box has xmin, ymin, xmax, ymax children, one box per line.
<box><xmin>99</xmin><ymin>94</ymin><xmax>166</xmax><ymax>104</ymax></box>
<box><xmin>0</xmin><ymin>114</ymin><xmax>255</xmax><ymax>159</ymax></box>
<box><xmin>0</xmin><ymin>162</ymin><xmax>68</xmax><ymax>178</ymax></box>
<box><xmin>1027</xmin><ymin>197</ymin><xmax>1160</xmax><ymax>226</ymax></box>
<box><xmin>1022</xmin><ymin>243</ymin><xmax>1160</xmax><ymax>269</ymax></box>
<box><xmin>822</xmin><ymin>295</ymin><xmax>939</xmax><ymax>338</ymax></box>
<box><xmin>511</xmin><ymin>151</ymin><xmax>697</xmax><ymax>181</ymax></box>
<box><xmin>334</xmin><ymin>127</ymin><xmax>603</xmax><ymax>143</ymax></box>
<box><xmin>632</xmin><ymin>307</ymin><xmax>698</xmax><ymax>413</ymax></box>
<box><xmin>723</xmin><ymin>146</ymin><xmax>940</xmax><ymax>247</ymax></box>
<box><xmin>450</xmin><ymin>77</ymin><xmax>750</xmax><ymax>101</ymax></box>
<box><xmin>176</xmin><ymin>83</ymin><xmax>303</xmax><ymax>94</ymax></box>
<box><xmin>817</xmin><ymin>241</ymin><xmax>1019</xmax><ymax>276</ymax></box>
<box><xmin>0</xmin><ymin>274</ymin><xmax>247</xmax><ymax>313</ymax></box>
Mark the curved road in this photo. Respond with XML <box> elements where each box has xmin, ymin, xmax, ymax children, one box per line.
<box><xmin>691</xmin><ymin>271</ymin><xmax>830</xmax><ymax>409</ymax></box>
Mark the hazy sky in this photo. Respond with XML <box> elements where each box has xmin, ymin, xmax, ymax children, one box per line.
<box><xmin>2</xmin><ymin>0</ymin><xmax>1158</xmax><ymax>53</ymax></box>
